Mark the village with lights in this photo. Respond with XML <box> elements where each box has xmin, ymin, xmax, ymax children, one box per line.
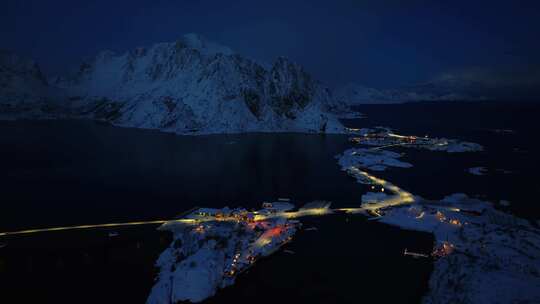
<box><xmin>347</xmin><ymin>126</ymin><xmax>484</xmax><ymax>153</ymax></box>
<box><xmin>147</xmin><ymin>200</ymin><xmax>310</xmax><ymax>303</ymax></box>
<box><xmin>339</xmin><ymin>128</ymin><xmax>540</xmax><ymax>303</ymax></box>
<box><xmin>145</xmin><ymin>129</ymin><xmax>540</xmax><ymax>304</ymax></box>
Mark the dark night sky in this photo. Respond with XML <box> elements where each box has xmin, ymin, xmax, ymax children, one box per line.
<box><xmin>1</xmin><ymin>0</ymin><xmax>539</xmax><ymax>88</ymax></box>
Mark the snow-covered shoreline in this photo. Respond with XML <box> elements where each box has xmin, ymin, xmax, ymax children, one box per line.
<box><xmin>146</xmin><ymin>202</ymin><xmax>334</xmax><ymax>303</ymax></box>
<box><xmin>377</xmin><ymin>195</ymin><xmax>540</xmax><ymax>304</ymax></box>
<box><xmin>337</xmin><ymin>130</ymin><xmax>540</xmax><ymax>304</ymax></box>
<box><xmin>348</xmin><ymin>126</ymin><xmax>483</xmax><ymax>153</ymax></box>
<box><xmin>147</xmin><ymin>206</ymin><xmax>299</xmax><ymax>303</ymax></box>
<box><xmin>337</xmin><ymin>147</ymin><xmax>413</xmax><ymax>171</ymax></box>
<box><xmin>467</xmin><ymin>166</ymin><xmax>487</xmax><ymax>176</ymax></box>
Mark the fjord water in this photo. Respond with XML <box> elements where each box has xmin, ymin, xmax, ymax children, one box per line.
<box><xmin>0</xmin><ymin>101</ymin><xmax>538</xmax><ymax>303</ymax></box>
<box><xmin>0</xmin><ymin>121</ymin><xmax>363</xmax><ymax>230</ymax></box>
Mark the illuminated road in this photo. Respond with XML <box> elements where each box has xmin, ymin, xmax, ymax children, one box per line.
<box><xmin>0</xmin><ymin>218</ymin><xmax>197</xmax><ymax>237</ymax></box>
<box><xmin>254</xmin><ymin>207</ymin><xmax>334</xmax><ymax>222</ymax></box>
<box><xmin>1</xmin><ymin>168</ymin><xmax>413</xmax><ymax>238</ymax></box>
<box><xmin>369</xmin><ymin>142</ymin><xmax>412</xmax><ymax>151</ymax></box>
<box><xmin>256</xmin><ymin>168</ymin><xmax>415</xmax><ymax>220</ymax></box>
<box><xmin>338</xmin><ymin>167</ymin><xmax>416</xmax><ymax>215</ymax></box>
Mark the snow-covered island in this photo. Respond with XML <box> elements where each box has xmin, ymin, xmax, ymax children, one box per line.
<box><xmin>378</xmin><ymin>194</ymin><xmax>540</xmax><ymax>304</ymax></box>
<box><xmin>348</xmin><ymin>127</ymin><xmax>483</xmax><ymax>153</ymax></box>
<box><xmin>146</xmin><ymin>201</ymin><xmax>333</xmax><ymax>303</ymax></box>
<box><xmin>337</xmin><ymin>148</ymin><xmax>413</xmax><ymax>172</ymax></box>
<box><xmin>337</xmin><ymin>131</ymin><xmax>540</xmax><ymax>303</ymax></box>
<box><xmin>467</xmin><ymin>166</ymin><xmax>487</xmax><ymax>176</ymax></box>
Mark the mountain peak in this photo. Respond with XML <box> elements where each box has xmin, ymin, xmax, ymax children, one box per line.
<box><xmin>0</xmin><ymin>50</ymin><xmax>56</xmax><ymax>105</ymax></box>
<box><xmin>175</xmin><ymin>33</ymin><xmax>234</xmax><ymax>56</ymax></box>
<box><xmin>0</xmin><ymin>50</ymin><xmax>48</xmax><ymax>86</ymax></box>
<box><xmin>46</xmin><ymin>35</ymin><xmax>341</xmax><ymax>134</ymax></box>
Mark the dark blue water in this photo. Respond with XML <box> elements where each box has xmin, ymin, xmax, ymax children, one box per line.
<box><xmin>0</xmin><ymin>121</ymin><xmax>362</xmax><ymax>231</ymax></box>
<box><xmin>0</xmin><ymin>101</ymin><xmax>538</xmax><ymax>303</ymax></box>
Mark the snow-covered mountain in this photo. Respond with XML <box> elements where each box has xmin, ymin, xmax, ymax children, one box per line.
<box><xmin>335</xmin><ymin>84</ymin><xmax>400</xmax><ymax>105</ymax></box>
<box><xmin>0</xmin><ymin>50</ymin><xmax>68</xmax><ymax>120</ymax></box>
<box><xmin>336</xmin><ymin>78</ymin><xmax>489</xmax><ymax>105</ymax></box>
<box><xmin>0</xmin><ymin>50</ymin><xmax>54</xmax><ymax>106</ymax></box>
<box><xmin>400</xmin><ymin>75</ymin><xmax>490</xmax><ymax>101</ymax></box>
<box><xmin>52</xmin><ymin>34</ymin><xmax>342</xmax><ymax>134</ymax></box>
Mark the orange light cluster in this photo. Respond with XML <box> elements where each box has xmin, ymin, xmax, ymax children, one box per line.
<box><xmin>267</xmin><ymin>226</ymin><xmax>284</xmax><ymax>237</ymax></box>
<box><xmin>432</xmin><ymin>241</ymin><xmax>455</xmax><ymax>258</ymax></box>
<box><xmin>449</xmin><ymin>219</ymin><xmax>462</xmax><ymax>226</ymax></box>
<box><xmin>436</xmin><ymin>211</ymin><xmax>446</xmax><ymax>222</ymax></box>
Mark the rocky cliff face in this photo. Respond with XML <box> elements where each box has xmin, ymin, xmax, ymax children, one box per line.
<box><xmin>53</xmin><ymin>34</ymin><xmax>342</xmax><ymax>134</ymax></box>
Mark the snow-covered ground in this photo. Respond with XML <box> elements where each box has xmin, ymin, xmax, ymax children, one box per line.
<box><xmin>349</xmin><ymin>127</ymin><xmax>483</xmax><ymax>153</ymax></box>
<box><xmin>467</xmin><ymin>166</ymin><xmax>487</xmax><ymax>176</ymax></box>
<box><xmin>378</xmin><ymin>195</ymin><xmax>540</xmax><ymax>304</ymax></box>
<box><xmin>337</xmin><ymin>148</ymin><xmax>413</xmax><ymax>171</ymax></box>
<box><xmin>337</xmin><ymin>130</ymin><xmax>540</xmax><ymax>304</ymax></box>
<box><xmin>147</xmin><ymin>206</ymin><xmax>299</xmax><ymax>303</ymax></box>
<box><xmin>147</xmin><ymin>201</ymin><xmax>338</xmax><ymax>303</ymax></box>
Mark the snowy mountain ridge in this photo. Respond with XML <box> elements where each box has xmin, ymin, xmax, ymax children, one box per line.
<box><xmin>53</xmin><ymin>34</ymin><xmax>342</xmax><ymax>134</ymax></box>
<box><xmin>336</xmin><ymin>80</ymin><xmax>489</xmax><ymax>105</ymax></box>
<box><xmin>0</xmin><ymin>50</ymin><xmax>54</xmax><ymax>105</ymax></box>
<box><xmin>1</xmin><ymin>34</ymin><xmax>343</xmax><ymax>134</ymax></box>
